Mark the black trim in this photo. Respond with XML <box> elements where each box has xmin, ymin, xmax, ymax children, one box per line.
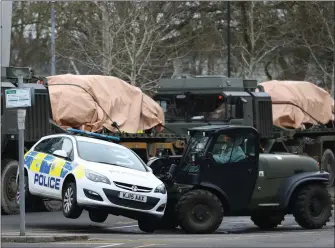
<box><xmin>113</xmin><ymin>181</ymin><xmax>152</xmax><ymax>191</ymax></box>
<box><xmin>83</xmin><ymin>189</ymin><xmax>103</xmax><ymax>201</ymax></box>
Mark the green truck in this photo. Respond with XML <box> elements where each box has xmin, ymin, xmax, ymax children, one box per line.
<box><xmin>140</xmin><ymin>76</ymin><xmax>335</xmax><ymax>234</ymax></box>
<box><xmin>152</xmin><ymin>76</ymin><xmax>335</xmax><ymax>186</ymax></box>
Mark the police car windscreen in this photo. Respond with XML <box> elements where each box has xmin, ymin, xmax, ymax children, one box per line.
<box><xmin>77</xmin><ymin>141</ymin><xmax>147</xmax><ymax>172</ymax></box>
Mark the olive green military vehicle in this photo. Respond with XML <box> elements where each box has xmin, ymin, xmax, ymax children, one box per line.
<box><xmin>152</xmin><ymin>76</ymin><xmax>335</xmax><ymax>186</ymax></box>
<box><xmin>143</xmin><ymin>75</ymin><xmax>334</xmax><ymax>234</ymax></box>
<box><xmin>144</xmin><ymin>124</ymin><xmax>333</xmax><ymax>234</ymax></box>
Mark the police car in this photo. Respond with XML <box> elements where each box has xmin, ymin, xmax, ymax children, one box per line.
<box><xmin>16</xmin><ymin>131</ymin><xmax>167</xmax><ymax>232</ymax></box>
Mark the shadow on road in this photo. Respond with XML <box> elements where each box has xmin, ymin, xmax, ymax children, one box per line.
<box><xmin>22</xmin><ymin>223</ymin><xmax>334</xmax><ymax>236</ymax></box>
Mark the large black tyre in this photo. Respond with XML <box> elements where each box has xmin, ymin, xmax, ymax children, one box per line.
<box><xmin>89</xmin><ymin>210</ymin><xmax>109</xmax><ymax>223</ymax></box>
<box><xmin>62</xmin><ymin>181</ymin><xmax>83</xmax><ymax>219</ymax></box>
<box><xmin>43</xmin><ymin>200</ymin><xmax>62</xmax><ymax>212</ymax></box>
<box><xmin>176</xmin><ymin>189</ymin><xmax>223</xmax><ymax>234</ymax></box>
<box><xmin>321</xmin><ymin>149</ymin><xmax>335</xmax><ymax>187</ymax></box>
<box><xmin>1</xmin><ymin>159</ymin><xmax>20</xmax><ymax>215</ymax></box>
<box><xmin>251</xmin><ymin>212</ymin><xmax>285</xmax><ymax>230</ymax></box>
<box><xmin>292</xmin><ymin>183</ymin><xmax>333</xmax><ymax>229</ymax></box>
<box><xmin>138</xmin><ymin>219</ymin><xmax>156</xmax><ymax>233</ymax></box>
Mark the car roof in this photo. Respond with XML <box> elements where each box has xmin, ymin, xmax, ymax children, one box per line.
<box><xmin>40</xmin><ymin>133</ymin><xmax>127</xmax><ymax>149</ymax></box>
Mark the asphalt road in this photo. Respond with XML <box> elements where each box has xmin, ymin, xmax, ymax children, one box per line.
<box><xmin>2</xmin><ymin>209</ymin><xmax>334</xmax><ymax>248</ymax></box>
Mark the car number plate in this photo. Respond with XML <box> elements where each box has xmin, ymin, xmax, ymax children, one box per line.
<box><xmin>119</xmin><ymin>192</ymin><xmax>147</xmax><ymax>202</ymax></box>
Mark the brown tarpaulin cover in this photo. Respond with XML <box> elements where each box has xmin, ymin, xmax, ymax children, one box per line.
<box><xmin>46</xmin><ymin>74</ymin><xmax>165</xmax><ymax>133</ymax></box>
<box><xmin>258</xmin><ymin>80</ymin><xmax>335</xmax><ymax>129</ymax></box>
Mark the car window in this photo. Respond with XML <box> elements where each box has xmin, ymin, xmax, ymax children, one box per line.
<box><xmin>76</xmin><ymin>140</ymin><xmax>147</xmax><ymax>172</ymax></box>
<box><xmin>61</xmin><ymin>138</ymin><xmax>73</xmax><ymax>154</ymax></box>
<box><xmin>43</xmin><ymin>137</ymin><xmax>63</xmax><ymax>155</ymax></box>
<box><xmin>59</xmin><ymin>137</ymin><xmax>74</xmax><ymax>160</ymax></box>
<box><xmin>34</xmin><ymin>138</ymin><xmax>52</xmax><ymax>152</ymax></box>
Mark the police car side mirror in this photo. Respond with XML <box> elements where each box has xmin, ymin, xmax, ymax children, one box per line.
<box><xmin>53</xmin><ymin>150</ymin><xmax>68</xmax><ymax>159</ymax></box>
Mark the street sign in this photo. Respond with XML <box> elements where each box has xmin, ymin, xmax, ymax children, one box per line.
<box><xmin>5</xmin><ymin>88</ymin><xmax>31</xmax><ymax>108</ymax></box>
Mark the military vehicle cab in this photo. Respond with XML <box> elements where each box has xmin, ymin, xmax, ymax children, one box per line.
<box><xmin>147</xmin><ymin>125</ymin><xmax>333</xmax><ymax>234</ymax></box>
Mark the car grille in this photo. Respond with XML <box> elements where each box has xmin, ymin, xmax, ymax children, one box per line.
<box><xmin>113</xmin><ymin>181</ymin><xmax>153</xmax><ymax>193</ymax></box>
<box><xmin>103</xmin><ymin>189</ymin><xmax>159</xmax><ymax>210</ymax></box>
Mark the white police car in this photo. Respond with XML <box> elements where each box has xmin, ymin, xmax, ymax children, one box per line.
<box><xmin>17</xmin><ymin>132</ymin><xmax>167</xmax><ymax>232</ymax></box>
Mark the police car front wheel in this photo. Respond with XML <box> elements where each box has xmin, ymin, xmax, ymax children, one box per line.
<box><xmin>62</xmin><ymin>182</ymin><xmax>83</xmax><ymax>219</ymax></box>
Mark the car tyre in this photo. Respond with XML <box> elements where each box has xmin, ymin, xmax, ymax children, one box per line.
<box><xmin>2</xmin><ymin>159</ymin><xmax>20</xmax><ymax>215</ymax></box>
<box><xmin>321</xmin><ymin>149</ymin><xmax>335</xmax><ymax>187</ymax></box>
<box><xmin>293</xmin><ymin>183</ymin><xmax>333</xmax><ymax>229</ymax></box>
<box><xmin>138</xmin><ymin>219</ymin><xmax>156</xmax><ymax>233</ymax></box>
<box><xmin>62</xmin><ymin>182</ymin><xmax>83</xmax><ymax>219</ymax></box>
<box><xmin>251</xmin><ymin>212</ymin><xmax>285</xmax><ymax>230</ymax></box>
<box><xmin>176</xmin><ymin>189</ymin><xmax>223</xmax><ymax>234</ymax></box>
<box><xmin>89</xmin><ymin>210</ymin><xmax>109</xmax><ymax>223</ymax></box>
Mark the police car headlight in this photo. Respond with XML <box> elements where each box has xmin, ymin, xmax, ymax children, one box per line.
<box><xmin>85</xmin><ymin>169</ymin><xmax>111</xmax><ymax>184</ymax></box>
<box><xmin>154</xmin><ymin>183</ymin><xmax>166</xmax><ymax>194</ymax></box>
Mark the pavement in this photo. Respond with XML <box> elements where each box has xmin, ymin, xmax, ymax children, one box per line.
<box><xmin>1</xmin><ymin>208</ymin><xmax>334</xmax><ymax>248</ymax></box>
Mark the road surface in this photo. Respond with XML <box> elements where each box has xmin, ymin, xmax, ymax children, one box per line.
<box><xmin>2</xmin><ymin>209</ymin><xmax>334</xmax><ymax>248</ymax></box>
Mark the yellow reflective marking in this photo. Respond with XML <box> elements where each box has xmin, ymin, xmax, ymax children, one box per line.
<box><xmin>73</xmin><ymin>164</ymin><xmax>85</xmax><ymax>179</ymax></box>
<box><xmin>30</xmin><ymin>153</ymin><xmax>48</xmax><ymax>172</ymax></box>
<box><xmin>49</xmin><ymin>158</ymin><xmax>66</xmax><ymax>177</ymax></box>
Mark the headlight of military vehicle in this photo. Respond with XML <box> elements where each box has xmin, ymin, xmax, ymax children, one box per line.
<box><xmin>154</xmin><ymin>183</ymin><xmax>166</xmax><ymax>194</ymax></box>
<box><xmin>85</xmin><ymin>169</ymin><xmax>111</xmax><ymax>184</ymax></box>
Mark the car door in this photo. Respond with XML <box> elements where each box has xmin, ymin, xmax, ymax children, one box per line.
<box><xmin>29</xmin><ymin>137</ymin><xmax>64</xmax><ymax>196</ymax></box>
<box><xmin>199</xmin><ymin>130</ymin><xmax>259</xmax><ymax>212</ymax></box>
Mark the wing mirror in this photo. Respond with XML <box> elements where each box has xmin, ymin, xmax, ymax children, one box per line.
<box><xmin>53</xmin><ymin>150</ymin><xmax>68</xmax><ymax>159</ymax></box>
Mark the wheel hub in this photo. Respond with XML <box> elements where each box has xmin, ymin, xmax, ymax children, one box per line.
<box><xmin>309</xmin><ymin>197</ymin><xmax>324</xmax><ymax>217</ymax></box>
<box><xmin>63</xmin><ymin>187</ymin><xmax>74</xmax><ymax>213</ymax></box>
<box><xmin>6</xmin><ymin>173</ymin><xmax>17</xmax><ymax>201</ymax></box>
<box><xmin>191</xmin><ymin>204</ymin><xmax>211</xmax><ymax>222</ymax></box>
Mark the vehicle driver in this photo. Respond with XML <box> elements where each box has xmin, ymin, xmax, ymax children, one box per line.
<box><xmin>213</xmin><ymin>134</ymin><xmax>246</xmax><ymax>164</ymax></box>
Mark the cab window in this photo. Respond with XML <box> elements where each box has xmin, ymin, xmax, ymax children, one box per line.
<box><xmin>210</xmin><ymin>132</ymin><xmax>256</xmax><ymax>164</ymax></box>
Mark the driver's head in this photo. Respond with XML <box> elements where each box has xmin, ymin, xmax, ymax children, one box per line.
<box><xmin>223</xmin><ymin>134</ymin><xmax>234</xmax><ymax>142</ymax></box>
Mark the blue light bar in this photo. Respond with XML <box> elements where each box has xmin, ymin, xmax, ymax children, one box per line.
<box><xmin>67</xmin><ymin>128</ymin><xmax>120</xmax><ymax>141</ymax></box>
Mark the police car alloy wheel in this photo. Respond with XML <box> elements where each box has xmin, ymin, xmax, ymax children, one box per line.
<box><xmin>62</xmin><ymin>182</ymin><xmax>83</xmax><ymax>219</ymax></box>
<box><xmin>63</xmin><ymin>187</ymin><xmax>73</xmax><ymax>213</ymax></box>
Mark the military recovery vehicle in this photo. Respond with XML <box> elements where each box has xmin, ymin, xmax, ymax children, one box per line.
<box><xmin>142</xmin><ymin>76</ymin><xmax>335</xmax><ymax>233</ymax></box>
<box><xmin>152</xmin><ymin>76</ymin><xmax>335</xmax><ymax>186</ymax></box>
<box><xmin>143</xmin><ymin>124</ymin><xmax>333</xmax><ymax>234</ymax></box>
<box><xmin>1</xmin><ymin>66</ymin><xmax>64</xmax><ymax>214</ymax></box>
